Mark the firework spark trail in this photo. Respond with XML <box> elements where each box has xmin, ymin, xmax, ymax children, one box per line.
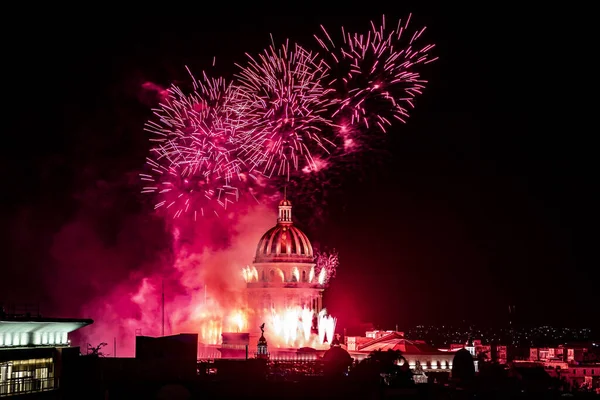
<box><xmin>315</xmin><ymin>14</ymin><xmax>438</xmax><ymax>134</ymax></box>
<box><xmin>231</xmin><ymin>40</ymin><xmax>338</xmax><ymax>179</ymax></box>
<box><xmin>315</xmin><ymin>249</ymin><xmax>339</xmax><ymax>284</ymax></box>
<box><xmin>140</xmin><ymin>70</ymin><xmax>263</xmax><ymax>219</ymax></box>
<box><xmin>141</xmin><ymin>15</ymin><xmax>436</xmax><ymax>221</ymax></box>
<box><xmin>92</xmin><ymin>13</ymin><xmax>438</xmax><ymax>355</ymax></box>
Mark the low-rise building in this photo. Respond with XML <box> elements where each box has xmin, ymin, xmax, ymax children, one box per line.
<box><xmin>345</xmin><ymin>330</ymin><xmax>455</xmax><ymax>372</ymax></box>
<box><xmin>0</xmin><ymin>311</ymin><xmax>92</xmax><ymax>397</ymax></box>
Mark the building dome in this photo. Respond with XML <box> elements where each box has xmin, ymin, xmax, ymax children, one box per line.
<box><xmin>254</xmin><ymin>198</ymin><xmax>314</xmax><ymax>263</ymax></box>
<box><xmin>322</xmin><ymin>346</ymin><xmax>353</xmax><ymax>377</ymax></box>
<box><xmin>322</xmin><ymin>346</ymin><xmax>351</xmax><ymax>363</ymax></box>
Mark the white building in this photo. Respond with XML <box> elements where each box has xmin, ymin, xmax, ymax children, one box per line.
<box><xmin>0</xmin><ymin>311</ymin><xmax>92</xmax><ymax>397</ymax></box>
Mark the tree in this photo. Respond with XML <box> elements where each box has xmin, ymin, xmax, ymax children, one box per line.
<box><xmin>86</xmin><ymin>342</ymin><xmax>108</xmax><ymax>357</ymax></box>
<box><xmin>452</xmin><ymin>348</ymin><xmax>475</xmax><ymax>385</ymax></box>
<box><xmin>352</xmin><ymin>349</ymin><xmax>413</xmax><ymax>387</ymax></box>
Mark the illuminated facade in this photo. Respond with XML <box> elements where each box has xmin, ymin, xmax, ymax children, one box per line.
<box><xmin>0</xmin><ymin>311</ymin><xmax>92</xmax><ymax>397</ymax></box>
<box><xmin>236</xmin><ymin>198</ymin><xmax>335</xmax><ymax>352</ymax></box>
<box><xmin>345</xmin><ymin>330</ymin><xmax>456</xmax><ymax>373</ymax></box>
<box><xmin>247</xmin><ymin>198</ymin><xmax>324</xmax><ymax>314</ymax></box>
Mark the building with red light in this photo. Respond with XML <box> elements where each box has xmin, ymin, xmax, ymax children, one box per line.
<box><xmin>345</xmin><ymin>330</ymin><xmax>455</xmax><ymax>372</ymax></box>
<box><xmin>212</xmin><ymin>198</ymin><xmax>336</xmax><ymax>359</ymax></box>
<box><xmin>246</xmin><ymin>198</ymin><xmax>325</xmax><ymax>312</ymax></box>
<box><xmin>219</xmin><ymin>333</ymin><xmax>250</xmax><ymax>359</ymax></box>
<box><xmin>234</xmin><ymin>197</ymin><xmax>334</xmax><ymax>354</ymax></box>
<box><xmin>529</xmin><ymin>344</ymin><xmax>593</xmax><ymax>364</ymax></box>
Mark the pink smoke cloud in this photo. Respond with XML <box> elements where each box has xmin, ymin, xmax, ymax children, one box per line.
<box><xmin>140</xmin><ymin>81</ymin><xmax>170</xmax><ymax>105</ymax></box>
<box><xmin>71</xmin><ymin>203</ymin><xmax>274</xmax><ymax>357</ymax></box>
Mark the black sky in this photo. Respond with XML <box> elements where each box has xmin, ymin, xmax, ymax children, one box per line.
<box><xmin>1</xmin><ymin>4</ymin><xmax>596</xmax><ymax>331</ymax></box>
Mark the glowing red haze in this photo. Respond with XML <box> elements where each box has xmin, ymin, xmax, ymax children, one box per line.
<box><xmin>51</xmin><ymin>192</ymin><xmax>277</xmax><ymax>357</ymax></box>
<box><xmin>48</xmin><ymin>14</ymin><xmax>436</xmax><ymax>356</ymax></box>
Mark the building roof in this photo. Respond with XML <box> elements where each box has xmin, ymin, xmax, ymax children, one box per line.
<box><xmin>0</xmin><ymin>317</ymin><xmax>93</xmax><ymax>335</ymax></box>
<box><xmin>254</xmin><ymin>199</ymin><xmax>314</xmax><ymax>264</ymax></box>
<box><xmin>354</xmin><ymin>331</ymin><xmax>449</xmax><ymax>355</ymax></box>
<box><xmin>322</xmin><ymin>345</ymin><xmax>352</xmax><ymax>363</ymax></box>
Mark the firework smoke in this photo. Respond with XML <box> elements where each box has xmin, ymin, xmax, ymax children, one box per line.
<box><xmin>70</xmin><ymin>14</ymin><xmax>435</xmax><ymax>355</ymax></box>
<box><xmin>77</xmin><ymin>203</ymin><xmax>275</xmax><ymax>356</ymax></box>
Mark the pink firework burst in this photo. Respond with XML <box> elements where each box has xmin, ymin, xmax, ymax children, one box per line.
<box><xmin>140</xmin><ymin>70</ymin><xmax>261</xmax><ymax>219</ymax></box>
<box><xmin>140</xmin><ymin>159</ymin><xmax>241</xmax><ymax>220</ymax></box>
<box><xmin>315</xmin><ymin>14</ymin><xmax>438</xmax><ymax>134</ymax></box>
<box><xmin>315</xmin><ymin>249</ymin><xmax>339</xmax><ymax>284</ymax></box>
<box><xmin>232</xmin><ymin>40</ymin><xmax>338</xmax><ymax>179</ymax></box>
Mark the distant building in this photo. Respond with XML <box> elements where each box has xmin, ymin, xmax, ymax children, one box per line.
<box><xmin>494</xmin><ymin>345</ymin><xmax>510</xmax><ymax>364</ymax></box>
<box><xmin>219</xmin><ymin>333</ymin><xmax>250</xmax><ymax>359</ymax></box>
<box><xmin>445</xmin><ymin>340</ymin><xmax>512</xmax><ymax>364</ymax></box>
<box><xmin>514</xmin><ymin>360</ymin><xmax>600</xmax><ymax>391</ymax></box>
<box><xmin>529</xmin><ymin>344</ymin><xmax>592</xmax><ymax>363</ymax></box>
<box><xmin>0</xmin><ymin>308</ymin><xmax>92</xmax><ymax>397</ymax></box>
<box><xmin>524</xmin><ymin>343</ymin><xmax>600</xmax><ymax>390</ymax></box>
<box><xmin>345</xmin><ymin>330</ymin><xmax>455</xmax><ymax>372</ymax></box>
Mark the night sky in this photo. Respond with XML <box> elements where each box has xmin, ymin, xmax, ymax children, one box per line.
<box><xmin>2</xmin><ymin>5</ymin><xmax>595</xmax><ymax>332</ymax></box>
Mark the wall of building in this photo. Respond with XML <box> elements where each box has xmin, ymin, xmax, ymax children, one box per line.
<box><xmin>0</xmin><ymin>346</ymin><xmax>78</xmax><ymax>397</ymax></box>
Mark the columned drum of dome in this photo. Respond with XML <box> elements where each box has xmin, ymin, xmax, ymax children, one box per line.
<box><xmin>246</xmin><ymin>198</ymin><xmax>325</xmax><ymax>317</ymax></box>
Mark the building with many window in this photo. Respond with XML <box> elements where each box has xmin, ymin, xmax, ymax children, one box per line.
<box><xmin>0</xmin><ymin>309</ymin><xmax>92</xmax><ymax>397</ymax></box>
<box><xmin>345</xmin><ymin>330</ymin><xmax>456</xmax><ymax>372</ymax></box>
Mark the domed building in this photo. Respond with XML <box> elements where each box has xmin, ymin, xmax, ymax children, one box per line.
<box><xmin>246</xmin><ymin>197</ymin><xmax>325</xmax><ymax>314</ymax></box>
<box><xmin>215</xmin><ymin>197</ymin><xmax>335</xmax><ymax>360</ymax></box>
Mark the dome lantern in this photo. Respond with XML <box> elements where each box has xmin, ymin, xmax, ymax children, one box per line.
<box><xmin>277</xmin><ymin>190</ymin><xmax>293</xmax><ymax>224</ymax></box>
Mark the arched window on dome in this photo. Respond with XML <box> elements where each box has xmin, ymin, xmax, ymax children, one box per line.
<box><xmin>302</xmin><ymin>270</ymin><xmax>306</xmax><ymax>282</ymax></box>
<box><xmin>269</xmin><ymin>269</ymin><xmax>275</xmax><ymax>282</ymax></box>
<box><xmin>261</xmin><ymin>269</ymin><xmax>266</xmax><ymax>282</ymax></box>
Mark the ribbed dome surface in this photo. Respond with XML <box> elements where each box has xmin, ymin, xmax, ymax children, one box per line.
<box><xmin>254</xmin><ymin>224</ymin><xmax>314</xmax><ymax>263</ymax></box>
<box><xmin>254</xmin><ymin>198</ymin><xmax>314</xmax><ymax>263</ymax></box>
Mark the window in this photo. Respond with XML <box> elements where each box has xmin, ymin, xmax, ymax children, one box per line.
<box><xmin>269</xmin><ymin>270</ymin><xmax>275</xmax><ymax>282</ymax></box>
<box><xmin>0</xmin><ymin>358</ymin><xmax>54</xmax><ymax>396</ymax></box>
<box><xmin>302</xmin><ymin>270</ymin><xmax>306</xmax><ymax>282</ymax></box>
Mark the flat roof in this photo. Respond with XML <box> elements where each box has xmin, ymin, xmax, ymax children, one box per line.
<box><xmin>1</xmin><ymin>316</ymin><xmax>93</xmax><ymax>324</ymax></box>
<box><xmin>0</xmin><ymin>317</ymin><xmax>93</xmax><ymax>334</ymax></box>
